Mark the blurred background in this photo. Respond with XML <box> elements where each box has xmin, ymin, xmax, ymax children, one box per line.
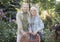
<box><xmin>0</xmin><ymin>0</ymin><xmax>60</xmax><ymax>42</ymax></box>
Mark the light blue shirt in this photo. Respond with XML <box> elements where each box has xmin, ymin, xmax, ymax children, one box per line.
<box><xmin>29</xmin><ymin>15</ymin><xmax>44</xmax><ymax>33</ymax></box>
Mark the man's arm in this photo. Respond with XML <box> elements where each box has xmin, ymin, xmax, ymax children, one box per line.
<box><xmin>16</xmin><ymin>12</ymin><xmax>24</xmax><ymax>34</ymax></box>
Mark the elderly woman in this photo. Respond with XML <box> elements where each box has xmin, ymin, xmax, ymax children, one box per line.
<box><xmin>28</xmin><ymin>6</ymin><xmax>44</xmax><ymax>41</ymax></box>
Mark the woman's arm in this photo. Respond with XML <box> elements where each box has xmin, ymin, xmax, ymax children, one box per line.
<box><xmin>34</xmin><ymin>17</ymin><xmax>44</xmax><ymax>33</ymax></box>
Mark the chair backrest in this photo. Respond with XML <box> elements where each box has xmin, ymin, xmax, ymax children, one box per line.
<box><xmin>20</xmin><ymin>34</ymin><xmax>40</xmax><ymax>42</ymax></box>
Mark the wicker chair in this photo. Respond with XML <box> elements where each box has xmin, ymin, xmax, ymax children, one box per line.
<box><xmin>20</xmin><ymin>34</ymin><xmax>40</xmax><ymax>42</ymax></box>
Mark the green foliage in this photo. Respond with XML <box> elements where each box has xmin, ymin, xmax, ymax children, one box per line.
<box><xmin>42</xmin><ymin>29</ymin><xmax>55</xmax><ymax>42</ymax></box>
<box><xmin>40</xmin><ymin>0</ymin><xmax>55</xmax><ymax>10</ymax></box>
<box><xmin>0</xmin><ymin>0</ymin><xmax>12</xmax><ymax>3</ymax></box>
<box><xmin>55</xmin><ymin>2</ymin><xmax>60</xmax><ymax>14</ymax></box>
<box><xmin>0</xmin><ymin>21</ymin><xmax>17</xmax><ymax>42</ymax></box>
<box><xmin>0</xmin><ymin>0</ymin><xmax>60</xmax><ymax>42</ymax></box>
<box><xmin>0</xmin><ymin>21</ymin><xmax>56</xmax><ymax>42</ymax></box>
<box><xmin>0</xmin><ymin>0</ymin><xmax>21</xmax><ymax>8</ymax></box>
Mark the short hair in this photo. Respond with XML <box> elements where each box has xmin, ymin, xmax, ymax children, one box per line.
<box><xmin>21</xmin><ymin>3</ymin><xmax>29</xmax><ymax>8</ymax></box>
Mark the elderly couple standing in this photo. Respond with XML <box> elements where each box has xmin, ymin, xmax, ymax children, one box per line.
<box><xmin>16</xmin><ymin>3</ymin><xmax>44</xmax><ymax>42</ymax></box>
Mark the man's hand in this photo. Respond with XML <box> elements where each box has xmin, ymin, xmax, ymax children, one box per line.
<box><xmin>23</xmin><ymin>32</ymin><xmax>28</xmax><ymax>36</ymax></box>
<box><xmin>28</xmin><ymin>31</ymin><xmax>32</xmax><ymax>34</ymax></box>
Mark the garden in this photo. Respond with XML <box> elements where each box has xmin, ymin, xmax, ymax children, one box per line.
<box><xmin>0</xmin><ymin>0</ymin><xmax>60</xmax><ymax>42</ymax></box>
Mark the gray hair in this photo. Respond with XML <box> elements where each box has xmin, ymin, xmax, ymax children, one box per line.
<box><xmin>21</xmin><ymin>3</ymin><xmax>29</xmax><ymax>9</ymax></box>
<box><xmin>30</xmin><ymin>6</ymin><xmax>39</xmax><ymax>16</ymax></box>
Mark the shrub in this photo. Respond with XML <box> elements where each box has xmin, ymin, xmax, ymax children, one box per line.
<box><xmin>0</xmin><ymin>21</ymin><xmax>17</xmax><ymax>42</ymax></box>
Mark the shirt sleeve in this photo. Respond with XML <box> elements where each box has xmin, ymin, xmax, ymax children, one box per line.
<box><xmin>16</xmin><ymin>12</ymin><xmax>24</xmax><ymax>34</ymax></box>
<box><xmin>34</xmin><ymin>17</ymin><xmax>44</xmax><ymax>33</ymax></box>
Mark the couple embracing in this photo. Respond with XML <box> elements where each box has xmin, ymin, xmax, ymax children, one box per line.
<box><xmin>16</xmin><ymin>3</ymin><xmax>44</xmax><ymax>42</ymax></box>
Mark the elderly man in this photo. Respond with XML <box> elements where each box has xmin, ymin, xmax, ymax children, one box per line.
<box><xmin>16</xmin><ymin>3</ymin><xmax>30</xmax><ymax>42</ymax></box>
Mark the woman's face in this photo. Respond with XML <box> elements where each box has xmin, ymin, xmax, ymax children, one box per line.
<box><xmin>30</xmin><ymin>9</ymin><xmax>36</xmax><ymax>16</ymax></box>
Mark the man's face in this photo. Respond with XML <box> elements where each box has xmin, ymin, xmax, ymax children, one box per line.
<box><xmin>22</xmin><ymin>6</ymin><xmax>29</xmax><ymax>13</ymax></box>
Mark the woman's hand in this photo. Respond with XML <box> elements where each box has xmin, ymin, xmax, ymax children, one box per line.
<box><xmin>29</xmin><ymin>32</ymin><xmax>37</xmax><ymax>35</ymax></box>
<box><xmin>28</xmin><ymin>31</ymin><xmax>37</xmax><ymax>35</ymax></box>
<box><xmin>32</xmin><ymin>32</ymin><xmax>37</xmax><ymax>35</ymax></box>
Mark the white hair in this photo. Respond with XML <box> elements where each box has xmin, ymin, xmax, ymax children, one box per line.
<box><xmin>30</xmin><ymin>6</ymin><xmax>39</xmax><ymax>16</ymax></box>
